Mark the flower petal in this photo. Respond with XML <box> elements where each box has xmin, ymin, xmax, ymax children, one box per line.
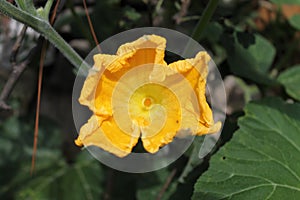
<box><xmin>79</xmin><ymin>55</ymin><xmax>118</xmax><ymax>113</ymax></box>
<box><xmin>75</xmin><ymin>115</ymin><xmax>139</xmax><ymax>157</ymax></box>
<box><xmin>117</xmin><ymin>34</ymin><xmax>166</xmax><ymax>66</ymax></box>
<box><xmin>141</xmin><ymin>103</ymin><xmax>181</xmax><ymax>153</ymax></box>
<box><xmin>166</xmin><ymin>52</ymin><xmax>220</xmax><ymax>135</ymax></box>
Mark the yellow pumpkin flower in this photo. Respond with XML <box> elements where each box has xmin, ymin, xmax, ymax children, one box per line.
<box><xmin>75</xmin><ymin>35</ymin><xmax>221</xmax><ymax>157</ymax></box>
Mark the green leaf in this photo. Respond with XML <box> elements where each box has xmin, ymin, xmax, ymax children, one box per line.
<box><xmin>193</xmin><ymin>98</ymin><xmax>300</xmax><ymax>199</ymax></box>
<box><xmin>278</xmin><ymin>65</ymin><xmax>300</xmax><ymax>101</ymax></box>
<box><xmin>225</xmin><ymin>33</ymin><xmax>276</xmax><ymax>85</ymax></box>
<box><xmin>202</xmin><ymin>22</ymin><xmax>223</xmax><ymax>42</ymax></box>
<box><xmin>289</xmin><ymin>14</ymin><xmax>300</xmax><ymax>30</ymax></box>
<box><xmin>15</xmin><ymin>151</ymin><xmax>103</xmax><ymax>200</ymax></box>
<box><xmin>270</xmin><ymin>0</ymin><xmax>300</xmax><ymax>5</ymax></box>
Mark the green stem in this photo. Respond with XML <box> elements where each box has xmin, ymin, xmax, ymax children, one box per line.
<box><xmin>191</xmin><ymin>0</ymin><xmax>219</xmax><ymax>41</ymax></box>
<box><xmin>0</xmin><ymin>1</ymin><xmax>87</xmax><ymax>70</ymax></box>
<box><xmin>182</xmin><ymin>0</ymin><xmax>219</xmax><ymax>57</ymax></box>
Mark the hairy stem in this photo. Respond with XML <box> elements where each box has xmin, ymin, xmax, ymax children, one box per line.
<box><xmin>0</xmin><ymin>1</ymin><xmax>87</xmax><ymax>70</ymax></box>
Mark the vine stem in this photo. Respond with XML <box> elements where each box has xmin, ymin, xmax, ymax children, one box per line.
<box><xmin>183</xmin><ymin>0</ymin><xmax>219</xmax><ymax>57</ymax></box>
<box><xmin>156</xmin><ymin>169</ymin><xmax>177</xmax><ymax>200</ymax></box>
<box><xmin>191</xmin><ymin>0</ymin><xmax>219</xmax><ymax>41</ymax></box>
<box><xmin>31</xmin><ymin>41</ymin><xmax>47</xmax><ymax>175</ymax></box>
<box><xmin>30</xmin><ymin>0</ymin><xmax>62</xmax><ymax>175</ymax></box>
<box><xmin>0</xmin><ymin>1</ymin><xmax>87</xmax><ymax>70</ymax></box>
<box><xmin>82</xmin><ymin>0</ymin><xmax>101</xmax><ymax>52</ymax></box>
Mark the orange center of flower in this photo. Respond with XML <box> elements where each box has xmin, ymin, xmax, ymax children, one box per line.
<box><xmin>143</xmin><ymin>97</ymin><xmax>153</xmax><ymax>107</ymax></box>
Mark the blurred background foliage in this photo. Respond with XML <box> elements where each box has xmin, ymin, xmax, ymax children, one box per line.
<box><xmin>0</xmin><ymin>0</ymin><xmax>300</xmax><ymax>199</ymax></box>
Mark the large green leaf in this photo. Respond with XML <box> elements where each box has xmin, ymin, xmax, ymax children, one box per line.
<box><xmin>15</xmin><ymin>151</ymin><xmax>103</xmax><ymax>200</ymax></box>
<box><xmin>278</xmin><ymin>65</ymin><xmax>300</xmax><ymax>101</ymax></box>
<box><xmin>225</xmin><ymin>33</ymin><xmax>276</xmax><ymax>85</ymax></box>
<box><xmin>193</xmin><ymin>98</ymin><xmax>300</xmax><ymax>199</ymax></box>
